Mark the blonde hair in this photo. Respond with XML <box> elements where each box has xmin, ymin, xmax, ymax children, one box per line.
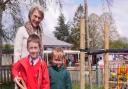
<box><xmin>51</xmin><ymin>48</ymin><xmax>64</xmax><ymax>61</ymax></box>
<box><xmin>28</xmin><ymin>4</ymin><xmax>44</xmax><ymax>20</ymax></box>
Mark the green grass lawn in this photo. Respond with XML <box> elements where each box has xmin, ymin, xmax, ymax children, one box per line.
<box><xmin>72</xmin><ymin>82</ymin><xmax>103</xmax><ymax>89</ymax></box>
<box><xmin>1</xmin><ymin>82</ymin><xmax>103</xmax><ymax>89</ymax></box>
<box><xmin>0</xmin><ymin>83</ymin><xmax>14</xmax><ymax>89</ymax></box>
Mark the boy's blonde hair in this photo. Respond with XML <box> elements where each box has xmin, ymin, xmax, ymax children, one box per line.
<box><xmin>51</xmin><ymin>48</ymin><xmax>64</xmax><ymax>61</ymax></box>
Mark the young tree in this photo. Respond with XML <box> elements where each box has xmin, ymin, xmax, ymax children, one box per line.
<box><xmin>99</xmin><ymin>12</ymin><xmax>119</xmax><ymax>42</ymax></box>
<box><xmin>88</xmin><ymin>13</ymin><xmax>102</xmax><ymax>48</ymax></box>
<box><xmin>70</xmin><ymin>4</ymin><xmax>119</xmax><ymax>49</ymax></box>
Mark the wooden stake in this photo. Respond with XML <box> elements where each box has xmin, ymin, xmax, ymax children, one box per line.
<box><xmin>104</xmin><ymin>20</ymin><xmax>109</xmax><ymax>89</ymax></box>
<box><xmin>80</xmin><ymin>17</ymin><xmax>85</xmax><ymax>89</ymax></box>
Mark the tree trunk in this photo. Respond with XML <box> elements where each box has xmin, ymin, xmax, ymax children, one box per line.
<box><xmin>0</xmin><ymin>6</ymin><xmax>3</xmax><ymax>66</ymax></box>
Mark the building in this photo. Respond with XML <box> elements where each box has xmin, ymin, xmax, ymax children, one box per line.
<box><xmin>0</xmin><ymin>35</ymin><xmax>73</xmax><ymax>65</ymax></box>
<box><xmin>44</xmin><ymin>35</ymin><xmax>72</xmax><ymax>50</ymax></box>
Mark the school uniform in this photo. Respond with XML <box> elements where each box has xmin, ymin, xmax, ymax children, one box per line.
<box><xmin>12</xmin><ymin>55</ymin><xmax>50</xmax><ymax>89</ymax></box>
<box><xmin>48</xmin><ymin>64</ymin><xmax>72</xmax><ymax>89</ymax></box>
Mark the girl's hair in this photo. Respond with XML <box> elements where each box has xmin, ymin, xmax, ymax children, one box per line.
<box><xmin>51</xmin><ymin>48</ymin><xmax>64</xmax><ymax>61</ymax></box>
<box><xmin>27</xmin><ymin>34</ymin><xmax>41</xmax><ymax>48</ymax></box>
<box><xmin>28</xmin><ymin>4</ymin><xmax>44</xmax><ymax>20</ymax></box>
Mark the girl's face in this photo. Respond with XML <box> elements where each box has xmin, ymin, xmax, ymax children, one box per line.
<box><xmin>52</xmin><ymin>57</ymin><xmax>63</xmax><ymax>68</ymax></box>
<box><xmin>27</xmin><ymin>41</ymin><xmax>40</xmax><ymax>59</ymax></box>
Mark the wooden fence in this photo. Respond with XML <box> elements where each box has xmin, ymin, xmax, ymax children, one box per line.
<box><xmin>0</xmin><ymin>65</ymin><xmax>12</xmax><ymax>84</ymax></box>
<box><xmin>0</xmin><ymin>49</ymin><xmax>14</xmax><ymax>89</ymax></box>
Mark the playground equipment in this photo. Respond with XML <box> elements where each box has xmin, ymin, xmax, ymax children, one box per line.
<box><xmin>109</xmin><ymin>60</ymin><xmax>128</xmax><ymax>89</ymax></box>
<box><xmin>85</xmin><ymin>49</ymin><xmax>128</xmax><ymax>89</ymax></box>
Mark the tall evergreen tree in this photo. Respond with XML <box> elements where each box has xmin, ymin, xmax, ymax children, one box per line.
<box><xmin>69</xmin><ymin>4</ymin><xmax>83</xmax><ymax>49</ymax></box>
<box><xmin>54</xmin><ymin>13</ymin><xmax>70</xmax><ymax>42</ymax></box>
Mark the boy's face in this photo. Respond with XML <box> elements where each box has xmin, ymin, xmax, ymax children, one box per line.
<box><xmin>27</xmin><ymin>41</ymin><xmax>40</xmax><ymax>59</ymax></box>
<box><xmin>52</xmin><ymin>57</ymin><xmax>63</xmax><ymax>68</ymax></box>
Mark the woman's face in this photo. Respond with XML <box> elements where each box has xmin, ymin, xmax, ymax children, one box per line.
<box><xmin>30</xmin><ymin>10</ymin><xmax>43</xmax><ymax>28</ymax></box>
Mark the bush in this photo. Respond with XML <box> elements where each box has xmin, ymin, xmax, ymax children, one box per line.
<box><xmin>0</xmin><ymin>44</ymin><xmax>13</xmax><ymax>49</ymax></box>
<box><xmin>0</xmin><ymin>83</ymin><xmax>14</xmax><ymax>89</ymax></box>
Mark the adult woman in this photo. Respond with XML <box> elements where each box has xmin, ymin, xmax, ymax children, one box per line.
<box><xmin>14</xmin><ymin>5</ymin><xmax>44</xmax><ymax>63</ymax></box>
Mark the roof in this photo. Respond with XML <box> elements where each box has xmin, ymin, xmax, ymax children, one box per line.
<box><xmin>43</xmin><ymin>50</ymin><xmax>80</xmax><ymax>54</ymax></box>
<box><xmin>43</xmin><ymin>35</ymin><xmax>72</xmax><ymax>47</ymax></box>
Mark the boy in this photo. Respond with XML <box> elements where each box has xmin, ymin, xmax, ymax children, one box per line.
<box><xmin>12</xmin><ymin>34</ymin><xmax>50</xmax><ymax>89</ymax></box>
<box><xmin>48</xmin><ymin>48</ymin><xmax>72</xmax><ymax>89</ymax></box>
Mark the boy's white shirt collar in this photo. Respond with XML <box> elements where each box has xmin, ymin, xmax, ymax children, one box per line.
<box><xmin>29</xmin><ymin>56</ymin><xmax>40</xmax><ymax>65</ymax></box>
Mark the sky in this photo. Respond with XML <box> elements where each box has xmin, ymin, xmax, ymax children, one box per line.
<box><xmin>2</xmin><ymin>0</ymin><xmax>128</xmax><ymax>38</ymax></box>
<box><xmin>62</xmin><ymin>0</ymin><xmax>128</xmax><ymax>38</ymax></box>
